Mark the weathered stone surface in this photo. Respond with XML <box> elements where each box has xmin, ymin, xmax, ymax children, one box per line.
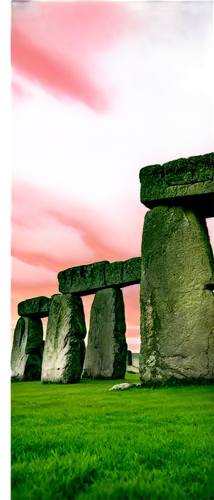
<box><xmin>82</xmin><ymin>288</ymin><xmax>127</xmax><ymax>379</ymax></box>
<box><xmin>41</xmin><ymin>294</ymin><xmax>86</xmax><ymax>383</ymax></box>
<box><xmin>140</xmin><ymin>206</ymin><xmax>214</xmax><ymax>384</ymax></box>
<box><xmin>123</xmin><ymin>257</ymin><xmax>141</xmax><ymax>285</ymax></box>
<box><xmin>105</xmin><ymin>261</ymin><xmax>123</xmax><ymax>286</ymax></box>
<box><xmin>132</xmin><ymin>353</ymin><xmax>140</xmax><ymax>370</ymax></box>
<box><xmin>58</xmin><ymin>261</ymin><xmax>109</xmax><ymax>295</ymax></box>
<box><xmin>109</xmin><ymin>383</ymin><xmax>141</xmax><ymax>391</ymax></box>
<box><xmin>140</xmin><ymin>153</ymin><xmax>214</xmax><ymax>217</ymax></box>
<box><xmin>127</xmin><ymin>350</ymin><xmax>132</xmax><ymax>365</ymax></box>
<box><xmin>126</xmin><ymin>365</ymin><xmax>139</xmax><ymax>374</ymax></box>
<box><xmin>58</xmin><ymin>258</ymin><xmax>141</xmax><ymax>295</ymax></box>
<box><xmin>18</xmin><ymin>296</ymin><xmax>50</xmax><ymax>318</ymax></box>
<box><xmin>11</xmin><ymin>317</ymin><xmax>43</xmax><ymax>381</ymax></box>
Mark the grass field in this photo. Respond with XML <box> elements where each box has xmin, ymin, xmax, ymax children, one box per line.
<box><xmin>11</xmin><ymin>373</ymin><xmax>214</xmax><ymax>500</ymax></box>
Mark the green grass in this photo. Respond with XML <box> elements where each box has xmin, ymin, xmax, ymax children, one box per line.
<box><xmin>11</xmin><ymin>373</ymin><xmax>214</xmax><ymax>500</ymax></box>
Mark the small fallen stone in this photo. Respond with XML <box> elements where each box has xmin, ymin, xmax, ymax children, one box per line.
<box><xmin>109</xmin><ymin>383</ymin><xmax>141</xmax><ymax>391</ymax></box>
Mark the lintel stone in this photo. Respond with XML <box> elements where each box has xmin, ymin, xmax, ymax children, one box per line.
<box><xmin>18</xmin><ymin>296</ymin><xmax>50</xmax><ymax>318</ymax></box>
<box><xmin>140</xmin><ymin>152</ymin><xmax>214</xmax><ymax>217</ymax></box>
<box><xmin>105</xmin><ymin>261</ymin><xmax>123</xmax><ymax>286</ymax></box>
<box><xmin>58</xmin><ymin>258</ymin><xmax>141</xmax><ymax>295</ymax></box>
<box><xmin>58</xmin><ymin>261</ymin><xmax>109</xmax><ymax>295</ymax></box>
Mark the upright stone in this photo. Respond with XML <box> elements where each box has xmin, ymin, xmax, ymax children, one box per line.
<box><xmin>83</xmin><ymin>288</ymin><xmax>127</xmax><ymax>379</ymax></box>
<box><xmin>11</xmin><ymin>317</ymin><xmax>43</xmax><ymax>381</ymax></box>
<box><xmin>140</xmin><ymin>206</ymin><xmax>214</xmax><ymax>384</ymax></box>
<box><xmin>41</xmin><ymin>294</ymin><xmax>86</xmax><ymax>383</ymax></box>
<box><xmin>127</xmin><ymin>350</ymin><xmax>132</xmax><ymax>366</ymax></box>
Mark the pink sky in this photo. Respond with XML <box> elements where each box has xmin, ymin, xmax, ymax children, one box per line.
<box><xmin>11</xmin><ymin>0</ymin><xmax>214</xmax><ymax>352</ymax></box>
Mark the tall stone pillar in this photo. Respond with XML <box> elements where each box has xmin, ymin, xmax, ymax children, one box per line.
<box><xmin>11</xmin><ymin>316</ymin><xmax>44</xmax><ymax>381</ymax></box>
<box><xmin>41</xmin><ymin>294</ymin><xmax>86</xmax><ymax>383</ymax></box>
<box><xmin>82</xmin><ymin>287</ymin><xmax>127</xmax><ymax>379</ymax></box>
<box><xmin>139</xmin><ymin>153</ymin><xmax>214</xmax><ymax>384</ymax></box>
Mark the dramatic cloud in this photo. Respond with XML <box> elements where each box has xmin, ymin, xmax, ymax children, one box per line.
<box><xmin>11</xmin><ymin>1</ymin><xmax>213</xmax><ymax>354</ymax></box>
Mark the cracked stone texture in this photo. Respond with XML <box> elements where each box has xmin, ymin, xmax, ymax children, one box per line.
<box><xmin>82</xmin><ymin>288</ymin><xmax>127</xmax><ymax>379</ymax></box>
<box><xmin>58</xmin><ymin>261</ymin><xmax>109</xmax><ymax>295</ymax></box>
<box><xmin>140</xmin><ymin>152</ymin><xmax>214</xmax><ymax>218</ymax></box>
<box><xmin>18</xmin><ymin>296</ymin><xmax>50</xmax><ymax>318</ymax></box>
<box><xmin>41</xmin><ymin>294</ymin><xmax>86</xmax><ymax>383</ymax></box>
<box><xmin>11</xmin><ymin>317</ymin><xmax>44</xmax><ymax>381</ymax></box>
<box><xmin>140</xmin><ymin>206</ymin><xmax>214</xmax><ymax>384</ymax></box>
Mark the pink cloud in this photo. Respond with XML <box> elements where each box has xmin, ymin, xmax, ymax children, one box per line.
<box><xmin>10</xmin><ymin>0</ymin><xmax>143</xmax><ymax>113</ymax></box>
<box><xmin>9</xmin><ymin>0</ymin><xmax>182</xmax><ymax>114</ymax></box>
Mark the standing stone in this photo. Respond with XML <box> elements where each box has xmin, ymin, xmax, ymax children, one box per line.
<box><xmin>41</xmin><ymin>294</ymin><xmax>86</xmax><ymax>383</ymax></box>
<box><xmin>127</xmin><ymin>350</ymin><xmax>132</xmax><ymax>366</ymax></box>
<box><xmin>11</xmin><ymin>317</ymin><xmax>43</xmax><ymax>381</ymax></box>
<box><xmin>140</xmin><ymin>206</ymin><xmax>214</xmax><ymax>384</ymax></box>
<box><xmin>83</xmin><ymin>288</ymin><xmax>127</xmax><ymax>379</ymax></box>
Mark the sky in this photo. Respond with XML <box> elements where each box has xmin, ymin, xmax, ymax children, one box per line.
<box><xmin>11</xmin><ymin>0</ymin><xmax>214</xmax><ymax>352</ymax></box>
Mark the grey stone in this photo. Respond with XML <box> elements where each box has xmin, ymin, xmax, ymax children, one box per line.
<box><xmin>41</xmin><ymin>294</ymin><xmax>86</xmax><ymax>383</ymax></box>
<box><xmin>126</xmin><ymin>366</ymin><xmax>139</xmax><ymax>374</ymax></box>
<box><xmin>109</xmin><ymin>383</ymin><xmax>141</xmax><ymax>391</ymax></box>
<box><xmin>82</xmin><ymin>288</ymin><xmax>127</xmax><ymax>379</ymax></box>
<box><xmin>18</xmin><ymin>296</ymin><xmax>50</xmax><ymax>318</ymax></box>
<box><xmin>140</xmin><ymin>206</ymin><xmax>214</xmax><ymax>384</ymax></box>
<box><xmin>11</xmin><ymin>317</ymin><xmax>43</xmax><ymax>381</ymax></box>
<box><xmin>140</xmin><ymin>152</ymin><xmax>214</xmax><ymax>217</ymax></box>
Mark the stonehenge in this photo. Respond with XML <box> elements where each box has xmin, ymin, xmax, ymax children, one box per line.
<box><xmin>12</xmin><ymin>259</ymin><xmax>137</xmax><ymax>383</ymax></box>
<box><xmin>11</xmin><ymin>151</ymin><xmax>214</xmax><ymax>385</ymax></box>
